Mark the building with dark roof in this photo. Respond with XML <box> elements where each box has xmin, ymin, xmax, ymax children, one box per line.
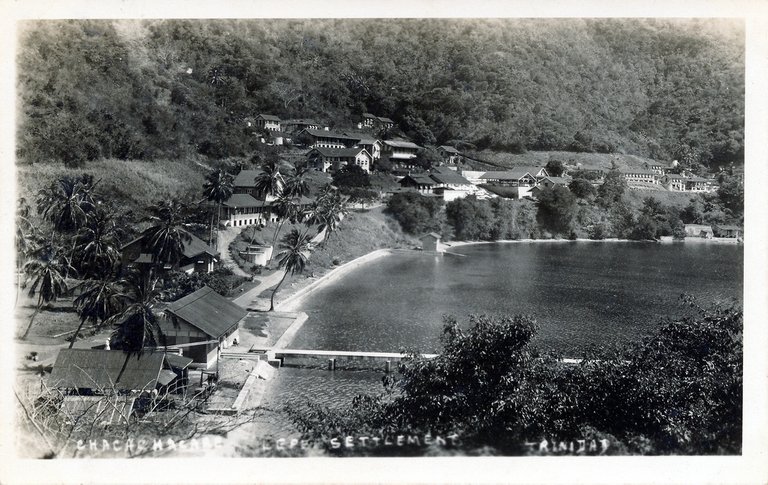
<box><xmin>479</xmin><ymin>170</ymin><xmax>539</xmax><ymax>199</ymax></box>
<box><xmin>121</xmin><ymin>230</ymin><xmax>219</xmax><ymax>274</ymax></box>
<box><xmin>221</xmin><ymin>193</ymin><xmax>275</xmax><ymax>227</ymax></box>
<box><xmin>382</xmin><ymin>140</ymin><xmax>422</xmax><ymax>160</ymax></box>
<box><xmin>162</xmin><ymin>286</ymin><xmax>247</xmax><ymax>368</ymax></box>
<box><xmin>437</xmin><ymin>145</ymin><xmax>461</xmax><ymax>165</ymax></box>
<box><xmin>298</xmin><ymin>128</ymin><xmax>360</xmax><ymax>149</ymax></box>
<box><xmin>253</xmin><ymin>114</ymin><xmax>281</xmax><ymax>131</ymax></box>
<box><xmin>50</xmin><ymin>349</ymin><xmax>187</xmax><ymax>393</ymax></box>
<box><xmin>306</xmin><ymin>147</ymin><xmax>373</xmax><ymax>173</ymax></box>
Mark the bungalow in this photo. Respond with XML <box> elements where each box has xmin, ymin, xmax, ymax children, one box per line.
<box><xmin>49</xmin><ymin>348</ymin><xmax>189</xmax><ymax>394</ymax></box>
<box><xmin>517</xmin><ymin>166</ymin><xmax>550</xmax><ymax>180</ymax></box>
<box><xmin>685</xmin><ymin>177</ymin><xmax>715</xmax><ymax>192</ymax></box>
<box><xmin>479</xmin><ymin>169</ymin><xmax>538</xmax><ymax>198</ymax></box>
<box><xmin>253</xmin><ymin>114</ymin><xmax>281</xmax><ymax>132</ymax></box>
<box><xmin>283</xmin><ymin>119</ymin><xmax>320</xmax><ymax>133</ymax></box>
<box><xmin>619</xmin><ymin>168</ymin><xmax>658</xmax><ymax>185</ymax></box>
<box><xmin>161</xmin><ymin>286</ymin><xmax>247</xmax><ymax>369</ymax></box>
<box><xmin>662</xmin><ymin>174</ymin><xmax>686</xmax><ymax>191</ymax></box>
<box><xmin>382</xmin><ymin>140</ymin><xmax>422</xmax><ymax>161</ymax></box>
<box><xmin>298</xmin><ymin>128</ymin><xmax>359</xmax><ymax>149</ymax></box>
<box><xmin>684</xmin><ymin>224</ymin><xmax>714</xmax><ymax>239</ymax></box>
<box><xmin>222</xmin><ymin>193</ymin><xmax>276</xmax><ymax>227</ymax></box>
<box><xmin>438</xmin><ymin>145</ymin><xmax>461</xmax><ymax>165</ymax></box>
<box><xmin>712</xmin><ymin>224</ymin><xmax>741</xmax><ymax>238</ymax></box>
<box><xmin>121</xmin><ymin>230</ymin><xmax>219</xmax><ymax>274</ymax></box>
<box><xmin>420</xmin><ymin>233</ymin><xmax>443</xmax><ymax>252</ymax></box>
<box><xmin>429</xmin><ymin>168</ymin><xmax>473</xmax><ymax>200</ymax></box>
<box><xmin>399</xmin><ymin>174</ymin><xmax>437</xmax><ymax>194</ymax></box>
<box><xmin>537</xmin><ymin>176</ymin><xmax>571</xmax><ymax>190</ymax></box>
<box><xmin>339</xmin><ymin>133</ymin><xmax>383</xmax><ymax>160</ymax></box>
<box><xmin>306</xmin><ymin>147</ymin><xmax>373</xmax><ymax>173</ymax></box>
<box><xmin>642</xmin><ymin>160</ymin><xmax>678</xmax><ymax>175</ymax></box>
<box><xmin>359</xmin><ymin>113</ymin><xmax>395</xmax><ymax>131</ymax></box>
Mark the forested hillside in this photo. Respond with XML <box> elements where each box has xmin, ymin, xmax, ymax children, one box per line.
<box><xmin>17</xmin><ymin>18</ymin><xmax>744</xmax><ymax>168</ymax></box>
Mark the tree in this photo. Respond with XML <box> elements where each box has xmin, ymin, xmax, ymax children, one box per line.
<box><xmin>253</xmin><ymin>160</ymin><xmax>285</xmax><ymax>202</ymax></box>
<box><xmin>716</xmin><ymin>174</ymin><xmax>744</xmax><ymax>218</ymax></box>
<box><xmin>445</xmin><ymin>196</ymin><xmax>496</xmax><ymax>241</ymax></box>
<box><xmin>142</xmin><ymin>199</ymin><xmax>192</xmax><ymax>268</ymax></box>
<box><xmin>597</xmin><ymin>170</ymin><xmax>627</xmax><ymax>208</ymax></box>
<box><xmin>332</xmin><ymin>164</ymin><xmax>370</xmax><ymax>190</ymax></box>
<box><xmin>306</xmin><ymin>185</ymin><xmax>348</xmax><ymax>245</ymax></box>
<box><xmin>568</xmin><ymin>178</ymin><xmax>596</xmax><ymax>199</ymax></box>
<box><xmin>385</xmin><ymin>192</ymin><xmax>444</xmax><ymax>235</ymax></box>
<box><xmin>202</xmin><ymin>168</ymin><xmax>234</xmax><ymax>249</ymax></box>
<box><xmin>74</xmin><ymin>208</ymin><xmax>121</xmax><ymax>279</ymax></box>
<box><xmin>109</xmin><ymin>269</ymin><xmax>169</xmax><ymax>382</ymax></box>
<box><xmin>36</xmin><ymin>175</ymin><xmax>97</xmax><ymax>234</ymax></box>
<box><xmin>545</xmin><ymin>160</ymin><xmax>566</xmax><ymax>177</ymax></box>
<box><xmin>21</xmin><ymin>246</ymin><xmax>73</xmax><ymax>339</ymax></box>
<box><xmin>269</xmin><ymin>229</ymin><xmax>312</xmax><ymax>312</ymax></box>
<box><xmin>71</xmin><ymin>279</ymin><xmax>125</xmax><ymax>348</ymax></box>
<box><xmin>346</xmin><ymin>187</ymin><xmax>379</xmax><ymax>209</ymax></box>
<box><xmin>284</xmin><ymin>162</ymin><xmax>311</xmax><ymax>199</ymax></box>
<box><xmin>536</xmin><ymin>186</ymin><xmax>577</xmax><ymax>236</ymax></box>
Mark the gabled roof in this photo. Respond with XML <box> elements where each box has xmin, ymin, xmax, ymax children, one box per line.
<box><xmin>480</xmin><ymin>170</ymin><xmax>536</xmax><ymax>180</ymax></box>
<box><xmin>619</xmin><ymin>168</ymin><xmax>657</xmax><ymax>175</ymax></box>
<box><xmin>686</xmin><ymin>177</ymin><xmax>713</xmax><ymax>183</ymax></box>
<box><xmin>283</xmin><ymin>119</ymin><xmax>319</xmax><ymax>125</ymax></box>
<box><xmin>438</xmin><ymin>145</ymin><xmax>460</xmax><ymax>154</ymax></box>
<box><xmin>164</xmin><ymin>286</ymin><xmax>246</xmax><ymax>339</ymax></box>
<box><xmin>384</xmin><ymin>140</ymin><xmax>422</xmax><ymax>149</ymax></box>
<box><xmin>422</xmin><ymin>232</ymin><xmax>441</xmax><ymax>239</ymax></box>
<box><xmin>50</xmin><ymin>349</ymin><xmax>167</xmax><ymax>391</ymax></box>
<box><xmin>233</xmin><ymin>169</ymin><xmax>264</xmax><ymax>187</ymax></box>
<box><xmin>256</xmin><ymin>114</ymin><xmax>281</xmax><ymax>121</ymax></box>
<box><xmin>301</xmin><ymin>128</ymin><xmax>359</xmax><ymax>140</ymax></box>
<box><xmin>308</xmin><ymin>147</ymin><xmax>370</xmax><ymax>158</ymax></box>
<box><xmin>429</xmin><ymin>171</ymin><xmax>471</xmax><ymax>186</ymax></box>
<box><xmin>665</xmin><ymin>174</ymin><xmax>686</xmax><ymax>180</ymax></box>
<box><xmin>362</xmin><ymin>113</ymin><xmax>377</xmax><ymax>119</ymax></box>
<box><xmin>223</xmin><ymin>193</ymin><xmax>270</xmax><ymax>208</ymax></box>
<box><xmin>121</xmin><ymin>230</ymin><xmax>218</xmax><ymax>260</ymax></box>
<box><xmin>541</xmin><ymin>176</ymin><xmax>571</xmax><ymax>185</ymax></box>
<box><xmin>401</xmin><ymin>174</ymin><xmax>437</xmax><ymax>186</ymax></box>
<box><xmin>377</xmin><ymin>117</ymin><xmax>394</xmax><ymax>124</ymax></box>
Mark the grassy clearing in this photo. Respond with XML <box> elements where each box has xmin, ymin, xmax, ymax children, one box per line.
<box><xmin>16</xmin><ymin>158</ymin><xmax>211</xmax><ymax>214</ymax></box>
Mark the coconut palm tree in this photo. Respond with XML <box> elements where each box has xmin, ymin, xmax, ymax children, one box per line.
<box><xmin>36</xmin><ymin>175</ymin><xmax>97</xmax><ymax>234</ymax></box>
<box><xmin>74</xmin><ymin>208</ymin><xmax>121</xmax><ymax>279</ymax></box>
<box><xmin>253</xmin><ymin>160</ymin><xmax>284</xmax><ymax>202</ymax></box>
<box><xmin>202</xmin><ymin>168</ymin><xmax>234</xmax><ymax>249</ymax></box>
<box><xmin>306</xmin><ymin>185</ymin><xmax>348</xmax><ymax>246</ymax></box>
<box><xmin>142</xmin><ymin>199</ymin><xmax>192</xmax><ymax>269</ymax></box>
<box><xmin>284</xmin><ymin>162</ymin><xmax>311</xmax><ymax>199</ymax></box>
<box><xmin>108</xmin><ymin>270</ymin><xmax>170</xmax><ymax>382</ymax></box>
<box><xmin>269</xmin><ymin>229</ymin><xmax>312</xmax><ymax>312</ymax></box>
<box><xmin>267</xmin><ymin>195</ymin><xmax>302</xmax><ymax>263</ymax></box>
<box><xmin>71</xmin><ymin>278</ymin><xmax>125</xmax><ymax>348</ymax></box>
<box><xmin>16</xmin><ymin>198</ymin><xmax>38</xmax><ymax>306</ymax></box>
<box><xmin>21</xmin><ymin>246</ymin><xmax>74</xmax><ymax>339</ymax></box>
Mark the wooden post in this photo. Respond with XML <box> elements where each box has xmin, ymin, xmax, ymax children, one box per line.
<box><xmin>385</xmin><ymin>360</ymin><xmax>391</xmax><ymax>373</ymax></box>
<box><xmin>328</xmin><ymin>358</ymin><xmax>336</xmax><ymax>371</ymax></box>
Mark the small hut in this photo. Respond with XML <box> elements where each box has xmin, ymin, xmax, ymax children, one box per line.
<box><xmin>420</xmin><ymin>232</ymin><xmax>443</xmax><ymax>252</ymax></box>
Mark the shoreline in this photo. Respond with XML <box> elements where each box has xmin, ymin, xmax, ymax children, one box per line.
<box><xmin>444</xmin><ymin>237</ymin><xmax>741</xmax><ymax>249</ymax></box>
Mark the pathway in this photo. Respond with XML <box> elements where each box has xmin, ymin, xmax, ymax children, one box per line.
<box><xmin>217</xmin><ymin>226</ymin><xmax>250</xmax><ymax>278</ymax></box>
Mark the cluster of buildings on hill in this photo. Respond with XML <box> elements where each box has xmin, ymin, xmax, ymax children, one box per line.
<box><xmin>619</xmin><ymin>161</ymin><xmax>718</xmax><ymax>193</ymax></box>
<box><xmin>245</xmin><ymin>112</ymin><xmax>463</xmax><ymax>174</ymax></box>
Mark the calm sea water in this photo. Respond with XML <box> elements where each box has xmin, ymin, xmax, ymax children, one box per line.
<box><xmin>290</xmin><ymin>242</ymin><xmax>743</xmax><ymax>355</ymax></box>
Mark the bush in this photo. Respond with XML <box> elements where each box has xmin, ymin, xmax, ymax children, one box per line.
<box><xmin>385</xmin><ymin>192</ymin><xmax>444</xmax><ymax>235</ymax></box>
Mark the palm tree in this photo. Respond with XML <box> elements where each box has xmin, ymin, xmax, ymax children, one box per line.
<box><xmin>269</xmin><ymin>229</ymin><xmax>312</xmax><ymax>312</ymax></box>
<box><xmin>284</xmin><ymin>162</ymin><xmax>311</xmax><ymax>199</ymax></box>
<box><xmin>74</xmin><ymin>208</ymin><xmax>121</xmax><ymax>279</ymax></box>
<box><xmin>108</xmin><ymin>270</ymin><xmax>169</xmax><ymax>382</ymax></box>
<box><xmin>70</xmin><ymin>278</ymin><xmax>125</xmax><ymax>348</ymax></box>
<box><xmin>202</xmin><ymin>169</ymin><xmax>234</xmax><ymax>249</ymax></box>
<box><xmin>267</xmin><ymin>195</ymin><xmax>301</xmax><ymax>262</ymax></box>
<box><xmin>254</xmin><ymin>160</ymin><xmax>284</xmax><ymax>202</ymax></box>
<box><xmin>306</xmin><ymin>185</ymin><xmax>348</xmax><ymax>246</ymax></box>
<box><xmin>142</xmin><ymin>199</ymin><xmax>192</xmax><ymax>269</ymax></box>
<box><xmin>16</xmin><ymin>198</ymin><xmax>37</xmax><ymax>306</ymax></box>
<box><xmin>36</xmin><ymin>175</ymin><xmax>97</xmax><ymax>234</ymax></box>
<box><xmin>21</xmin><ymin>246</ymin><xmax>74</xmax><ymax>339</ymax></box>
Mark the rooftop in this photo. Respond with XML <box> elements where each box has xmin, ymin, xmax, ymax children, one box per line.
<box><xmin>223</xmin><ymin>193</ymin><xmax>270</xmax><ymax>208</ymax></box>
<box><xmin>308</xmin><ymin>147</ymin><xmax>369</xmax><ymax>158</ymax></box>
<box><xmin>256</xmin><ymin>114</ymin><xmax>281</xmax><ymax>121</ymax></box>
<box><xmin>233</xmin><ymin>169</ymin><xmax>264</xmax><ymax>187</ymax></box>
<box><xmin>480</xmin><ymin>169</ymin><xmax>536</xmax><ymax>180</ymax></box>
<box><xmin>164</xmin><ymin>286</ymin><xmax>247</xmax><ymax>339</ymax></box>
<box><xmin>384</xmin><ymin>140</ymin><xmax>422</xmax><ymax>149</ymax></box>
<box><xmin>50</xmin><ymin>349</ymin><xmax>169</xmax><ymax>391</ymax></box>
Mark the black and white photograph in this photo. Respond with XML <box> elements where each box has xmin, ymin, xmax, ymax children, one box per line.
<box><xmin>1</xmin><ymin>1</ymin><xmax>767</xmax><ymax>484</ymax></box>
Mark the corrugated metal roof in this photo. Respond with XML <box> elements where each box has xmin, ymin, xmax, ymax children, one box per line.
<box><xmin>480</xmin><ymin>170</ymin><xmax>535</xmax><ymax>180</ymax></box>
<box><xmin>439</xmin><ymin>145</ymin><xmax>460</xmax><ymax>153</ymax></box>
<box><xmin>180</xmin><ymin>230</ymin><xmax>218</xmax><ymax>259</ymax></box>
<box><xmin>233</xmin><ymin>169</ymin><xmax>264</xmax><ymax>187</ymax></box>
<box><xmin>223</xmin><ymin>193</ymin><xmax>269</xmax><ymax>208</ymax></box>
<box><xmin>384</xmin><ymin>140</ymin><xmax>421</xmax><ymax>149</ymax></box>
<box><xmin>256</xmin><ymin>114</ymin><xmax>281</xmax><ymax>121</ymax></box>
<box><xmin>165</xmin><ymin>353</ymin><xmax>194</xmax><ymax>369</ymax></box>
<box><xmin>302</xmin><ymin>129</ymin><xmax>358</xmax><ymax>140</ymax></box>
<box><xmin>164</xmin><ymin>286</ymin><xmax>246</xmax><ymax>338</ymax></box>
<box><xmin>50</xmin><ymin>349</ymin><xmax>166</xmax><ymax>391</ymax></box>
<box><xmin>429</xmin><ymin>171</ymin><xmax>471</xmax><ymax>185</ymax></box>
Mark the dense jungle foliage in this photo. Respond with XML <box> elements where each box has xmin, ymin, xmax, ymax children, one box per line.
<box><xmin>17</xmin><ymin>19</ymin><xmax>743</xmax><ymax>168</ymax></box>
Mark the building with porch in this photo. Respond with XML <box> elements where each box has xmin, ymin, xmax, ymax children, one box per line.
<box><xmin>382</xmin><ymin>140</ymin><xmax>422</xmax><ymax>161</ymax></box>
<box><xmin>298</xmin><ymin>128</ymin><xmax>360</xmax><ymax>149</ymax></box>
<box><xmin>221</xmin><ymin>193</ymin><xmax>276</xmax><ymax>227</ymax></box>
<box><xmin>253</xmin><ymin>114</ymin><xmax>281</xmax><ymax>131</ymax></box>
<box><xmin>121</xmin><ymin>230</ymin><xmax>219</xmax><ymax>274</ymax></box>
<box><xmin>437</xmin><ymin>145</ymin><xmax>461</xmax><ymax>165</ymax></box>
<box><xmin>479</xmin><ymin>169</ymin><xmax>539</xmax><ymax>198</ymax></box>
<box><xmin>306</xmin><ymin>147</ymin><xmax>373</xmax><ymax>173</ymax></box>
<box><xmin>162</xmin><ymin>286</ymin><xmax>247</xmax><ymax>369</ymax></box>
